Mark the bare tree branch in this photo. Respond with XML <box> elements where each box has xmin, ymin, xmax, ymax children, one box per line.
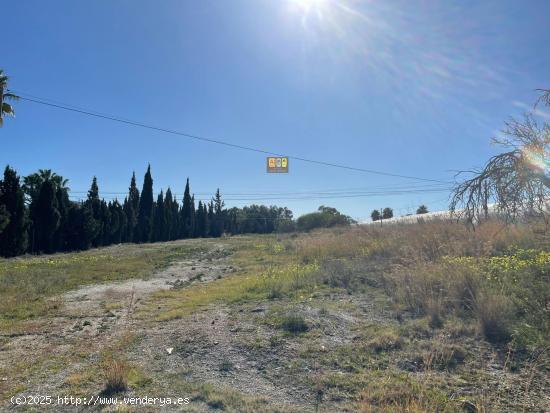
<box><xmin>451</xmin><ymin>89</ymin><xmax>550</xmax><ymax>225</ymax></box>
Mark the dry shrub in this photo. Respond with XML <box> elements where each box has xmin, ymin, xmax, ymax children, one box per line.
<box><xmin>426</xmin><ymin>296</ymin><xmax>445</xmax><ymax>329</ymax></box>
<box><xmin>319</xmin><ymin>259</ymin><xmax>353</xmax><ymax>290</ymax></box>
<box><xmin>388</xmin><ymin>264</ymin><xmax>445</xmax><ymax>316</ymax></box>
<box><xmin>103</xmin><ymin>360</ymin><xmax>128</xmax><ymax>395</ymax></box>
<box><xmin>474</xmin><ymin>292</ymin><xmax>514</xmax><ymax>344</ymax></box>
<box><xmin>385</xmin><ymin>253</ymin><xmax>522</xmax><ymax>345</ymax></box>
<box><xmin>422</xmin><ymin>342</ymin><xmax>467</xmax><ymax>371</ymax></box>
<box><xmin>366</xmin><ymin>332</ymin><xmax>404</xmax><ymax>353</ymax></box>
<box><xmin>447</xmin><ymin>269</ymin><xmax>480</xmax><ymax>313</ymax></box>
<box><xmin>386</xmin><ymin>260</ymin><xmax>483</xmax><ymax>322</ymax></box>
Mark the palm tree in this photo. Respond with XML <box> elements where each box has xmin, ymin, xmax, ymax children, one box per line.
<box><xmin>0</xmin><ymin>69</ymin><xmax>20</xmax><ymax>127</ymax></box>
<box><xmin>22</xmin><ymin>169</ymin><xmax>70</xmax><ymax>253</ymax></box>
<box><xmin>23</xmin><ymin>169</ymin><xmax>70</xmax><ymax>203</ymax></box>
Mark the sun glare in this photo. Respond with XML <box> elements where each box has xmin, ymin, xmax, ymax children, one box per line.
<box><xmin>292</xmin><ymin>0</ymin><xmax>327</xmax><ymax>12</ymax></box>
<box><xmin>288</xmin><ymin>0</ymin><xmax>330</xmax><ymax>23</ymax></box>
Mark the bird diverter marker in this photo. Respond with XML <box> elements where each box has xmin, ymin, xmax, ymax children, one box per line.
<box><xmin>267</xmin><ymin>157</ymin><xmax>289</xmax><ymax>173</ymax></box>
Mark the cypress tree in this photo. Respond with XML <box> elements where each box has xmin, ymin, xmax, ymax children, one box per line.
<box><xmin>65</xmin><ymin>202</ymin><xmax>97</xmax><ymax>251</ymax></box>
<box><xmin>127</xmin><ymin>172</ymin><xmax>140</xmax><ymax>242</ymax></box>
<box><xmin>106</xmin><ymin>200</ymin><xmax>125</xmax><ymax>245</ymax></box>
<box><xmin>0</xmin><ymin>166</ymin><xmax>28</xmax><ymax>256</ymax></box>
<box><xmin>53</xmin><ymin>186</ymin><xmax>70</xmax><ymax>251</ymax></box>
<box><xmin>88</xmin><ymin>176</ymin><xmax>99</xmax><ymax>200</ymax></box>
<box><xmin>163</xmin><ymin>188</ymin><xmax>174</xmax><ymax>241</ymax></box>
<box><xmin>99</xmin><ymin>200</ymin><xmax>111</xmax><ymax>246</ymax></box>
<box><xmin>190</xmin><ymin>194</ymin><xmax>196</xmax><ymax>237</ymax></box>
<box><xmin>207</xmin><ymin>201</ymin><xmax>214</xmax><ymax>237</ymax></box>
<box><xmin>171</xmin><ymin>194</ymin><xmax>180</xmax><ymax>241</ymax></box>
<box><xmin>0</xmin><ymin>205</ymin><xmax>9</xmax><ymax>235</ymax></box>
<box><xmin>122</xmin><ymin>197</ymin><xmax>131</xmax><ymax>243</ymax></box>
<box><xmin>210</xmin><ymin>189</ymin><xmax>224</xmax><ymax>237</ymax></box>
<box><xmin>226</xmin><ymin>207</ymin><xmax>239</xmax><ymax>234</ymax></box>
<box><xmin>35</xmin><ymin>180</ymin><xmax>60</xmax><ymax>253</ymax></box>
<box><xmin>119</xmin><ymin>200</ymin><xmax>127</xmax><ymax>244</ymax></box>
<box><xmin>109</xmin><ymin>200</ymin><xmax>126</xmax><ymax>244</ymax></box>
<box><xmin>153</xmin><ymin>190</ymin><xmax>165</xmax><ymax>242</ymax></box>
<box><xmin>180</xmin><ymin>178</ymin><xmax>193</xmax><ymax>238</ymax></box>
<box><xmin>196</xmin><ymin>200</ymin><xmax>207</xmax><ymax>238</ymax></box>
<box><xmin>137</xmin><ymin>165</ymin><xmax>154</xmax><ymax>243</ymax></box>
<box><xmin>108</xmin><ymin>201</ymin><xmax>119</xmax><ymax>244</ymax></box>
<box><xmin>86</xmin><ymin>177</ymin><xmax>102</xmax><ymax>247</ymax></box>
<box><xmin>172</xmin><ymin>195</ymin><xmax>181</xmax><ymax>240</ymax></box>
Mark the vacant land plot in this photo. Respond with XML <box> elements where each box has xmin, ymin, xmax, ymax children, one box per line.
<box><xmin>0</xmin><ymin>221</ymin><xmax>548</xmax><ymax>412</ymax></box>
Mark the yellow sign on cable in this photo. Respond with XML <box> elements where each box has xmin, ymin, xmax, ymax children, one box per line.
<box><xmin>266</xmin><ymin>157</ymin><xmax>289</xmax><ymax>173</ymax></box>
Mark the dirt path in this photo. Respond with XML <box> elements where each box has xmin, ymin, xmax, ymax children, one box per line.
<box><xmin>61</xmin><ymin>244</ymin><xmax>230</xmax><ymax>323</ymax></box>
<box><xmin>0</xmin><ymin>243</ymin><xmax>234</xmax><ymax>411</ymax></box>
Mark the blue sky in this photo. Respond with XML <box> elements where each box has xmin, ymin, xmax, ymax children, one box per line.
<box><xmin>2</xmin><ymin>0</ymin><xmax>549</xmax><ymax>220</ymax></box>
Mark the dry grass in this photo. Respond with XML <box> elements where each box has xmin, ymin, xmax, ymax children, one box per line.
<box><xmin>289</xmin><ymin>220</ymin><xmax>548</xmax><ymax>351</ymax></box>
<box><xmin>293</xmin><ymin>220</ymin><xmax>535</xmax><ymax>264</ymax></box>
<box><xmin>365</xmin><ymin>332</ymin><xmax>403</xmax><ymax>353</ymax></box>
<box><xmin>474</xmin><ymin>292</ymin><xmax>513</xmax><ymax>344</ymax></box>
<box><xmin>102</xmin><ymin>360</ymin><xmax>128</xmax><ymax>395</ymax></box>
<box><xmin>357</xmin><ymin>372</ymin><xmax>460</xmax><ymax>413</ymax></box>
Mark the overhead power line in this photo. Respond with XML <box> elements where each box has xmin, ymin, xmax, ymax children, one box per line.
<box><xmin>68</xmin><ymin>187</ymin><xmax>450</xmax><ymax>202</ymax></box>
<box><xmin>16</xmin><ymin>92</ymin><xmax>451</xmax><ymax>184</ymax></box>
<box><xmin>66</xmin><ymin>182</ymin><xmax>450</xmax><ymax>197</ymax></box>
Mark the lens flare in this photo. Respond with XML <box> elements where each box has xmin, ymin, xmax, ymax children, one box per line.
<box><xmin>522</xmin><ymin>146</ymin><xmax>550</xmax><ymax>177</ymax></box>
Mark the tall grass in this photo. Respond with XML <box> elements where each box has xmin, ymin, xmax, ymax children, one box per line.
<box><xmin>293</xmin><ymin>220</ymin><xmax>535</xmax><ymax>264</ymax></box>
<box><xmin>289</xmin><ymin>220</ymin><xmax>548</xmax><ymax>348</ymax></box>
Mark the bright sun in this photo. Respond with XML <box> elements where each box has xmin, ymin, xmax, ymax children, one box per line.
<box><xmin>292</xmin><ymin>0</ymin><xmax>326</xmax><ymax>10</ymax></box>
<box><xmin>289</xmin><ymin>0</ymin><xmax>329</xmax><ymax>16</ymax></box>
<box><xmin>288</xmin><ymin>0</ymin><xmax>332</xmax><ymax>27</ymax></box>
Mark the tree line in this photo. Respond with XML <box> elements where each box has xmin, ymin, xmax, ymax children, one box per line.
<box><xmin>0</xmin><ymin>164</ymin><xmax>294</xmax><ymax>257</ymax></box>
<box><xmin>370</xmin><ymin>205</ymin><xmax>428</xmax><ymax>221</ymax></box>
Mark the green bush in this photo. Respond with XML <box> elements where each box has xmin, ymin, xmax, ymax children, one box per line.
<box><xmin>296</xmin><ymin>206</ymin><xmax>355</xmax><ymax>232</ymax></box>
<box><xmin>280</xmin><ymin>314</ymin><xmax>309</xmax><ymax>334</ymax></box>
